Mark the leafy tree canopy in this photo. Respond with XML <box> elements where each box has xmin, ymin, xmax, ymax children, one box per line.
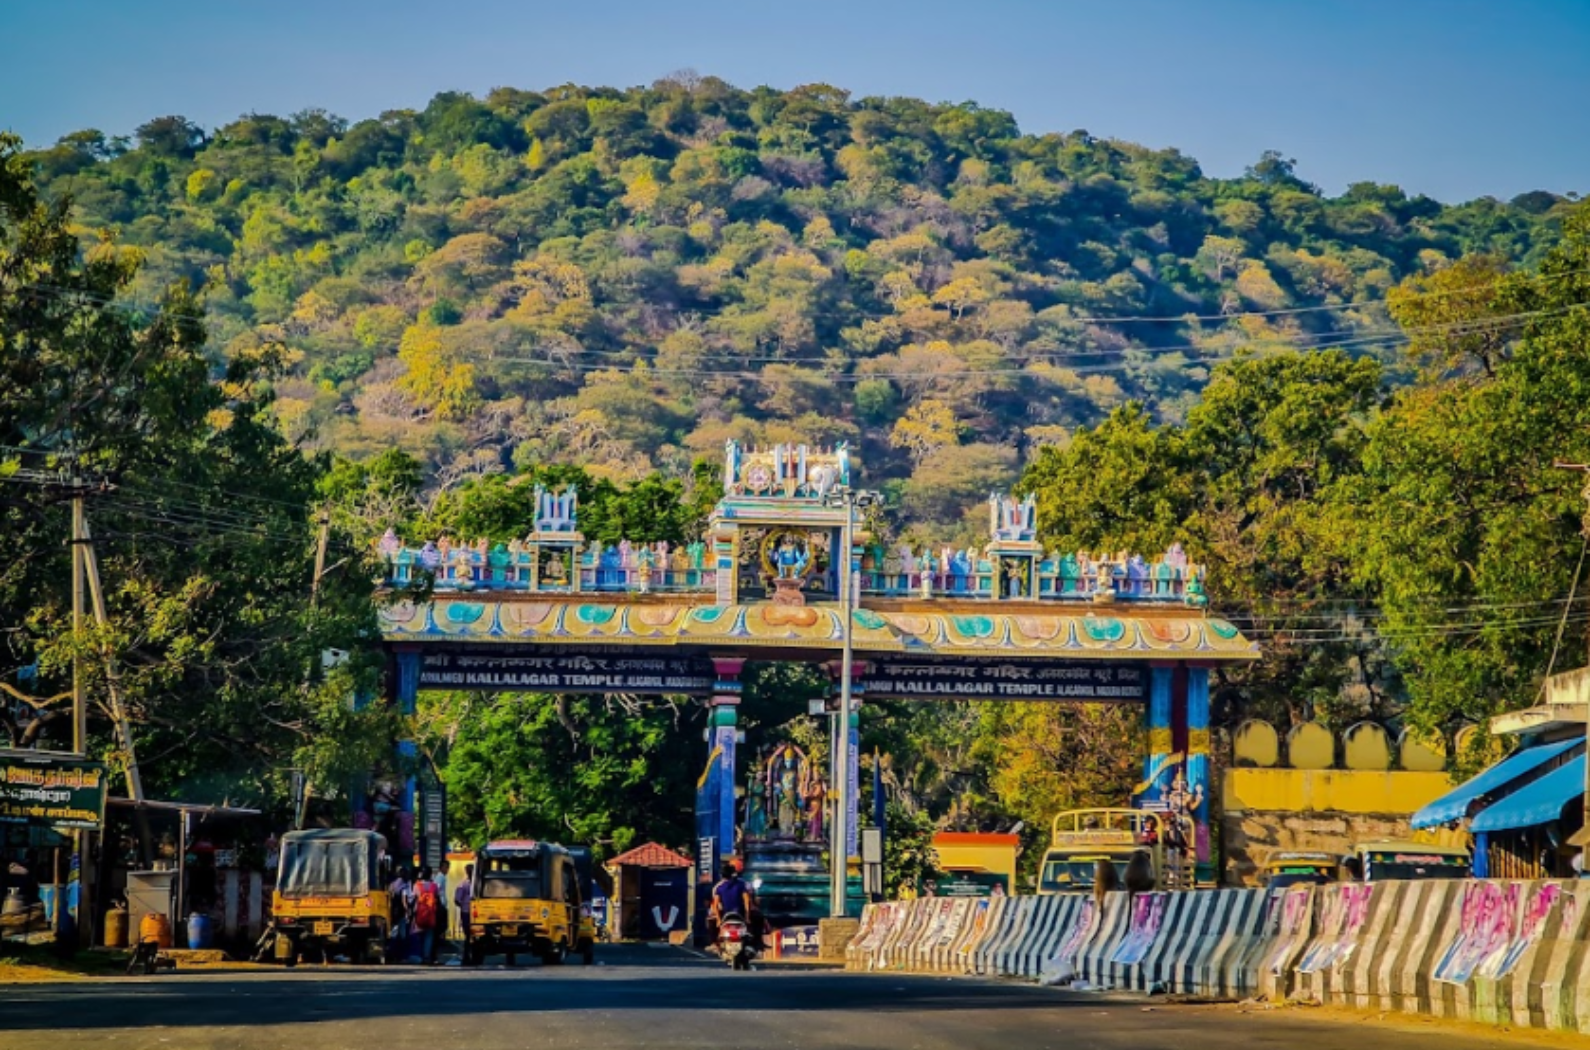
<box><xmin>17</xmin><ymin>79</ymin><xmax>1568</xmax><ymax>537</ymax></box>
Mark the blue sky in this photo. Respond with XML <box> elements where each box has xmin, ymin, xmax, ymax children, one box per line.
<box><xmin>1</xmin><ymin>0</ymin><xmax>1585</xmax><ymax>202</ymax></box>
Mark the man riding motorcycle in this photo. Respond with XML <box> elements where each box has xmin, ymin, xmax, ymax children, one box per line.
<box><xmin>709</xmin><ymin>862</ymin><xmax>763</xmax><ymax>953</ymax></box>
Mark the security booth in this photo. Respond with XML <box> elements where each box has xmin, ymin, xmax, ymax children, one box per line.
<box><xmin>606</xmin><ymin>842</ymin><xmax>691</xmax><ymax>941</ymax></box>
<box><xmin>931</xmin><ymin>832</ymin><xmax>1019</xmax><ymax>895</ymax></box>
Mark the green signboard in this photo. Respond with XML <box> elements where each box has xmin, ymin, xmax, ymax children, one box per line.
<box><xmin>0</xmin><ymin>752</ymin><xmax>109</xmax><ymax>830</ymax></box>
<box><xmin>936</xmin><ymin>871</ymin><xmax>1010</xmax><ymax>898</ymax></box>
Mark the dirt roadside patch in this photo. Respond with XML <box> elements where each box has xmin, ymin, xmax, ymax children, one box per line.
<box><xmin>1222</xmin><ymin>998</ymin><xmax>1590</xmax><ymax>1048</ymax></box>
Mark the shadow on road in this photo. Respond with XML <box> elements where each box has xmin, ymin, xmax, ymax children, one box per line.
<box><xmin>0</xmin><ymin>946</ymin><xmax>1078</xmax><ymax>1033</ymax></box>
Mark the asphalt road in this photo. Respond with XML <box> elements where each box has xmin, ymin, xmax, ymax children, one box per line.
<box><xmin>0</xmin><ymin>945</ymin><xmax>1570</xmax><ymax>1050</ymax></box>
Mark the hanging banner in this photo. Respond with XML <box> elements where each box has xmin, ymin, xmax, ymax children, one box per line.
<box><xmin>0</xmin><ymin>752</ymin><xmax>108</xmax><ymax>831</ymax></box>
<box><xmin>861</xmin><ymin>659</ymin><xmax>1146</xmax><ymax>702</ymax></box>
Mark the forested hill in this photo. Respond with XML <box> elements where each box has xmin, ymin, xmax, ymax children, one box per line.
<box><xmin>21</xmin><ymin>78</ymin><xmax>1572</xmax><ymax>535</ymax></box>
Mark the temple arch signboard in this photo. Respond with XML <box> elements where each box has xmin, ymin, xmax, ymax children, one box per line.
<box><xmin>375</xmin><ymin>441</ymin><xmax>1257</xmax><ymax>899</ymax></box>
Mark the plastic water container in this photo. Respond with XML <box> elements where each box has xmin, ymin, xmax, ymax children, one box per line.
<box><xmin>187</xmin><ymin>912</ymin><xmax>212</xmax><ymax>950</ymax></box>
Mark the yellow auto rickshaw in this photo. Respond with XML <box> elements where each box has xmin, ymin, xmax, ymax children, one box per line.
<box><xmin>1352</xmin><ymin>840</ymin><xmax>1470</xmax><ymax>881</ymax></box>
<box><xmin>271</xmin><ymin>828</ymin><xmax>391</xmax><ymax>966</ymax></box>
<box><xmin>1261</xmin><ymin>851</ymin><xmax>1341</xmax><ymax>889</ymax></box>
<box><xmin>464</xmin><ymin>839</ymin><xmax>595</xmax><ymax>966</ymax></box>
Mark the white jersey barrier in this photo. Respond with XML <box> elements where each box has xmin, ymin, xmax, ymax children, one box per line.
<box><xmin>844</xmin><ymin>878</ymin><xmax>1590</xmax><ymax>1036</ymax></box>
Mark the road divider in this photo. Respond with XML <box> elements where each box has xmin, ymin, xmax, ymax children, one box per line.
<box><xmin>843</xmin><ymin>877</ymin><xmax>1590</xmax><ymax>1035</ymax></box>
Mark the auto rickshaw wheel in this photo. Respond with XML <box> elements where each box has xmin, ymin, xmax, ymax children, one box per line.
<box><xmin>506</xmin><ymin>951</ymin><xmax>517</xmax><ymax>966</ymax></box>
<box><xmin>541</xmin><ymin>943</ymin><xmax>565</xmax><ymax>966</ymax></box>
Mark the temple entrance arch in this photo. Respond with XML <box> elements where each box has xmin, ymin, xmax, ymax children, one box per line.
<box><xmin>376</xmin><ymin>441</ymin><xmax>1258</xmax><ymax>906</ymax></box>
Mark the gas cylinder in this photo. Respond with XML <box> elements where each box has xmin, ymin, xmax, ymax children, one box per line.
<box><xmin>139</xmin><ymin>911</ymin><xmax>173</xmax><ymax>949</ymax></box>
<box><xmin>103</xmin><ymin>903</ymin><xmax>129</xmax><ymax>948</ymax></box>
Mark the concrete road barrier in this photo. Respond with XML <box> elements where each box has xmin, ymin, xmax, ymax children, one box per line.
<box><xmin>1074</xmin><ymin>892</ymin><xmax>1133</xmax><ymax>988</ymax></box>
<box><xmin>837</xmin><ymin>877</ymin><xmax>1590</xmax><ymax>1039</ymax></box>
<box><xmin>988</xmin><ymin>895</ymin><xmax>1035</xmax><ymax>975</ymax></box>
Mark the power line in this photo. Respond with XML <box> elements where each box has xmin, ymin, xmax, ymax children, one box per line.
<box><xmin>491</xmin><ymin>262</ymin><xmax>1590</xmax><ymax>327</ymax></box>
<box><xmin>1</xmin><ymin>445</ymin><xmax>326</xmax><ymax>515</ymax></box>
<box><xmin>477</xmin><ymin>302</ymin><xmax>1578</xmax><ymax>379</ymax></box>
<box><xmin>8</xmin><ymin>258</ymin><xmax>1585</xmax><ymax>344</ymax></box>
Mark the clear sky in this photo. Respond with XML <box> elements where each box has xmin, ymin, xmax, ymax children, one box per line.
<box><xmin>1</xmin><ymin>0</ymin><xmax>1585</xmax><ymax>203</ymax></box>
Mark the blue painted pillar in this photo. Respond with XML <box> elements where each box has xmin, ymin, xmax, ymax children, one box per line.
<box><xmin>1140</xmin><ymin>664</ymin><xmax>1175</xmax><ymax>804</ymax></box>
<box><xmin>1186</xmin><ymin>666</ymin><xmax>1212</xmax><ymax>868</ymax></box>
<box><xmin>1473</xmin><ymin>833</ymin><xmax>1489</xmax><ymax>879</ymax></box>
<box><xmin>394</xmin><ymin>649</ymin><xmax>421</xmax><ymax>863</ymax></box>
<box><xmin>846</xmin><ymin>675</ymin><xmax>864</xmax><ymax>861</ymax></box>
<box><xmin>826</xmin><ymin>660</ymin><xmax>866</xmax><ymax>862</ymax></box>
<box><xmin>709</xmin><ymin>658</ymin><xmax>744</xmax><ymax>870</ymax></box>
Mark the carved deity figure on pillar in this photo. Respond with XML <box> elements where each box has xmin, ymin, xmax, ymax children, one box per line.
<box><xmin>1162</xmin><ymin>766</ymin><xmax>1203</xmax><ymax>850</ymax></box>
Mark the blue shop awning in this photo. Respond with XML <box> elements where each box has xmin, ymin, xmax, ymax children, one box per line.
<box><xmin>1410</xmin><ymin>737</ymin><xmax>1580</xmax><ymax>829</ymax></box>
<box><xmin>1470</xmin><ymin>754</ymin><xmax>1585</xmax><ymax>833</ymax></box>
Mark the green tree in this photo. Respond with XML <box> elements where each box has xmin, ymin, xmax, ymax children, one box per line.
<box><xmin>0</xmin><ymin>132</ymin><xmax>394</xmax><ymax>808</ymax></box>
<box><xmin>438</xmin><ymin>692</ymin><xmax>703</xmax><ymax>855</ymax></box>
<box><xmin>1349</xmin><ymin>209</ymin><xmax>1590</xmax><ymax>735</ymax></box>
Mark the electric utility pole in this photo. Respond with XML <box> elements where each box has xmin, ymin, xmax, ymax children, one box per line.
<box><xmin>1552</xmin><ymin>460</ymin><xmax>1590</xmax><ymax>869</ymax></box>
<box><xmin>80</xmin><ymin>516</ymin><xmax>152</xmax><ymax>862</ymax></box>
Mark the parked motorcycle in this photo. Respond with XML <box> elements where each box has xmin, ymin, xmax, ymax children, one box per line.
<box><xmin>717</xmin><ymin>911</ymin><xmax>755</xmax><ymax>970</ymax></box>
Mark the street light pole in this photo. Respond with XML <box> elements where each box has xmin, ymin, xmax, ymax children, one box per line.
<box><xmin>831</xmin><ymin>489</ymin><xmax>855</xmax><ymax>918</ymax></box>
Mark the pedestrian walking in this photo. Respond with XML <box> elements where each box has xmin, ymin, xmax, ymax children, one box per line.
<box><xmin>455</xmin><ymin>863</ymin><xmax>474</xmax><ymax>961</ymax></box>
<box><xmin>433</xmin><ymin>862</ymin><xmax>450</xmax><ymax>954</ymax></box>
<box><xmin>413</xmin><ymin>866</ymin><xmax>442</xmax><ymax>964</ymax></box>
<box><xmin>388</xmin><ymin>866</ymin><xmax>414</xmax><ymax>960</ymax></box>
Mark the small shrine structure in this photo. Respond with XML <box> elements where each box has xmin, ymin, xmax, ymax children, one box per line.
<box><xmin>375</xmin><ymin>441</ymin><xmax>1258</xmax><ymax>893</ymax></box>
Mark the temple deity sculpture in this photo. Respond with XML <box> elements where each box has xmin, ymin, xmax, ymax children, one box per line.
<box><xmin>1126</xmin><ymin>554</ymin><xmax>1150</xmax><ymax>597</ymax></box>
<box><xmin>773</xmin><ymin>536</ymin><xmax>809</xmax><ymax>580</ymax></box>
<box><xmin>767</xmin><ymin>743</ymin><xmax>808</xmax><ymax>838</ymax></box>
<box><xmin>744</xmin><ymin>761</ymin><xmax>770</xmax><ymax>841</ymax></box>
<box><xmin>635</xmin><ymin>546</ymin><xmax>654</xmax><ymax>592</ymax></box>
<box><xmin>883</xmin><ymin>544</ymin><xmax>903</xmax><ymax>582</ymax></box>
<box><xmin>803</xmin><ymin>770</ymin><xmax>827</xmax><ymax>842</ymax></box>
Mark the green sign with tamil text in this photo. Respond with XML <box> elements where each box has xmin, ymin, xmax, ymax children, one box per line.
<box><xmin>0</xmin><ymin>751</ymin><xmax>109</xmax><ymax>831</ymax></box>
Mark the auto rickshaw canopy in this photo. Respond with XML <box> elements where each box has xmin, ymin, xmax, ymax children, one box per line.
<box><xmin>277</xmin><ymin>828</ymin><xmax>386</xmax><ymax>898</ymax></box>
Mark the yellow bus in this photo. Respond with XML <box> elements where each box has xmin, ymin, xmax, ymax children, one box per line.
<box><xmin>1037</xmin><ymin>808</ymin><xmax>1194</xmax><ymax>894</ymax></box>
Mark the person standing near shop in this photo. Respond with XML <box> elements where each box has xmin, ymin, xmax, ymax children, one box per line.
<box><xmin>412</xmin><ymin>866</ymin><xmax>442</xmax><ymax>965</ymax></box>
<box><xmin>432</xmin><ymin>862</ymin><xmax>449</xmax><ymax>955</ymax></box>
<box><xmin>388</xmin><ymin>866</ymin><xmax>414</xmax><ymax>960</ymax></box>
<box><xmin>454</xmin><ymin>863</ymin><xmax>474</xmax><ymax>960</ymax></box>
